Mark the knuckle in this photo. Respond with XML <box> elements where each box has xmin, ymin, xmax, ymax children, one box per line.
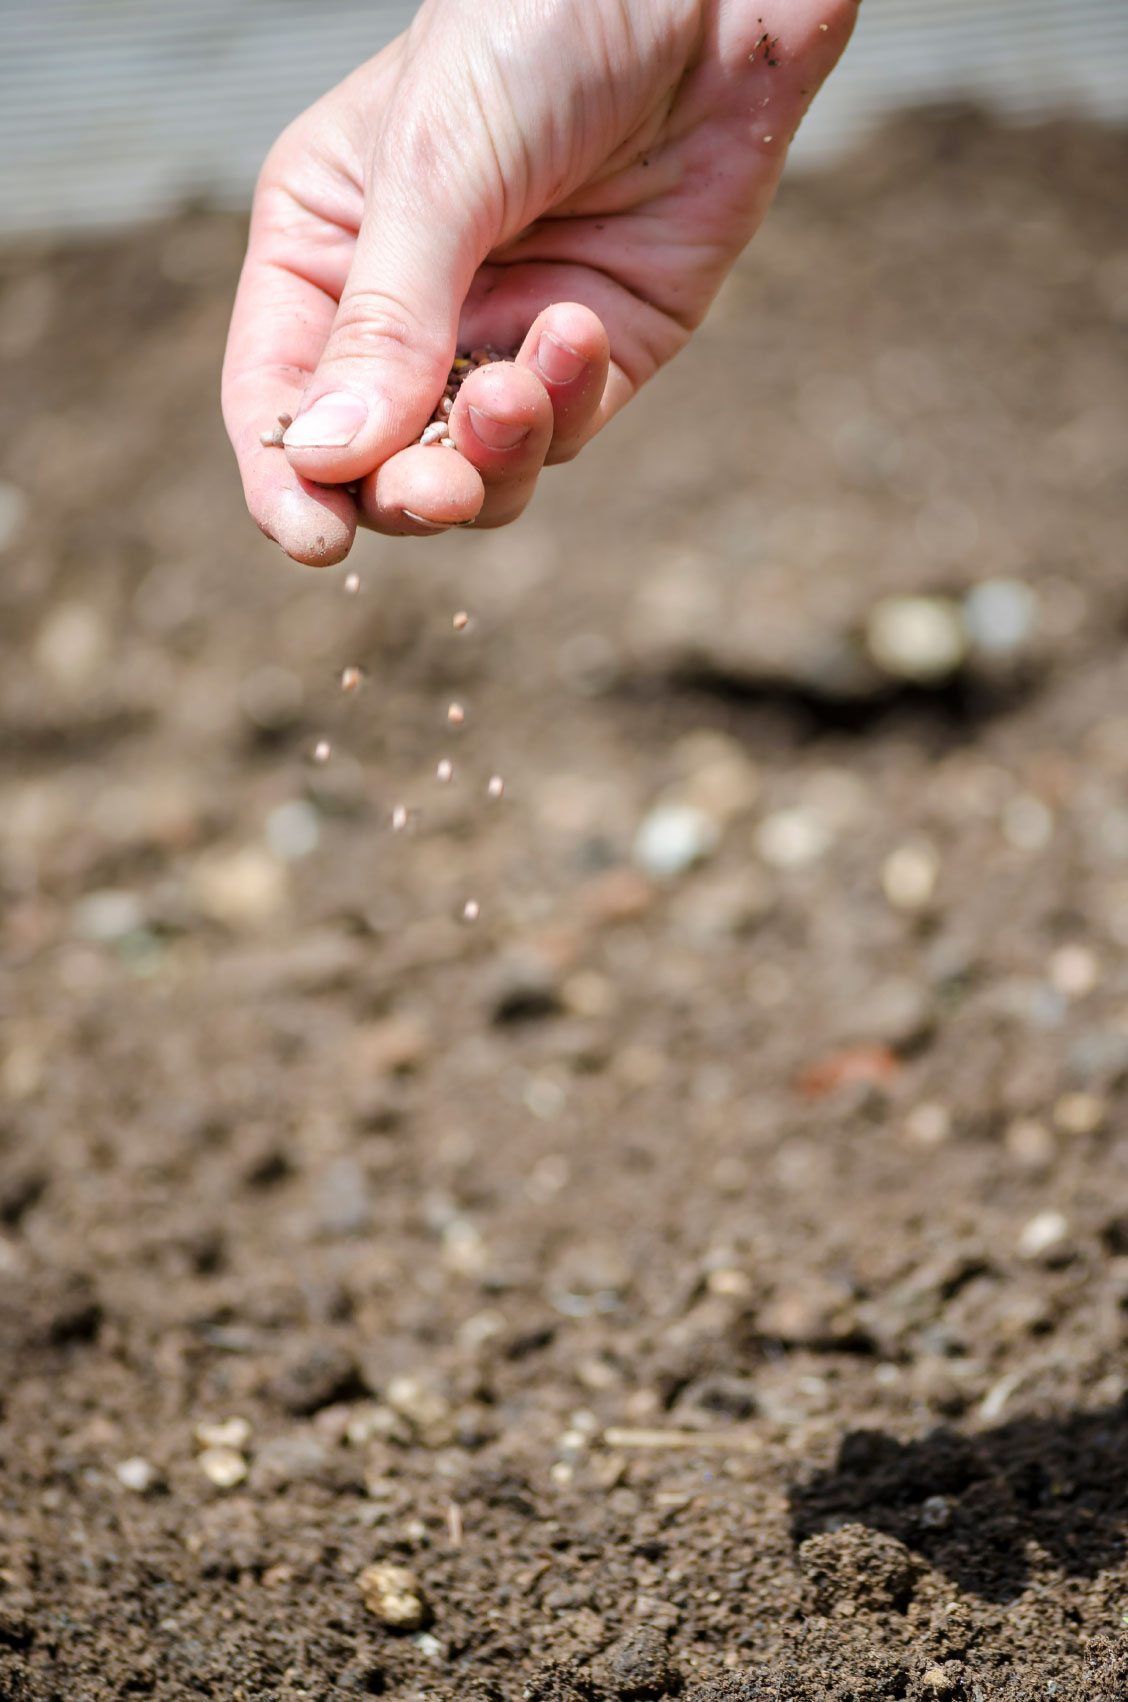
<box><xmin>327</xmin><ymin>289</ymin><xmax>448</xmax><ymax>372</ymax></box>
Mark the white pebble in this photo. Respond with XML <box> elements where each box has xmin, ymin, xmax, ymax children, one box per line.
<box><xmin>963</xmin><ymin>578</ymin><xmax>1037</xmax><ymax>655</ymax></box>
<box><xmin>487</xmin><ymin>776</ymin><xmax>504</xmax><ymax>800</ymax></box>
<box><xmin>265</xmin><ymin>799</ymin><xmax>320</xmax><ymax>861</ymax></box>
<box><xmin>881</xmin><ymin>841</ymin><xmax>939</xmax><ymax>911</ymax></box>
<box><xmin>436</xmin><ymin>759</ymin><xmax>453</xmax><ymax>784</ymax></box>
<box><xmin>1018</xmin><ymin>1209</ymin><xmax>1070</xmax><ymax>1260</ymax></box>
<box><xmin>198</xmin><ymin>1446</ymin><xmax>247</xmax><ymax>1489</ymax></box>
<box><xmin>866</xmin><ymin>595</ymin><xmax>966</xmax><ymax>682</ymax></box>
<box><xmin>633</xmin><ymin>802</ymin><xmax>719</xmax><ymax>880</ymax></box>
<box><xmin>116</xmin><ymin>1456</ymin><xmax>158</xmax><ymax>1493</ymax></box>
<box><xmin>195</xmin><ymin>1415</ymin><xmax>253</xmax><ymax>1451</ymax></box>
<box><xmin>903</xmin><ymin>1102</ymin><xmax>951</xmax><ymax>1147</ymax></box>
<box><xmin>755</xmin><ymin>807</ymin><xmax>831</xmax><ymax>870</ymax></box>
<box><xmin>1049</xmin><ymin>944</ymin><xmax>1099</xmax><ymax>998</ymax></box>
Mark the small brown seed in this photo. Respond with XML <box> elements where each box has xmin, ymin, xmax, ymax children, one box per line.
<box><xmin>277</xmin><ymin>412</ymin><xmax>293</xmax><ymax>429</ymax></box>
<box><xmin>487</xmin><ymin>775</ymin><xmax>504</xmax><ymax>800</ymax></box>
<box><xmin>452</xmin><ymin>611</ymin><xmax>470</xmax><ymax>632</ymax></box>
<box><xmin>447</xmin><ymin>702</ymin><xmax>465</xmax><ymax>727</ymax></box>
<box><xmin>341</xmin><ymin>666</ymin><xmax>363</xmax><ymax>693</ymax></box>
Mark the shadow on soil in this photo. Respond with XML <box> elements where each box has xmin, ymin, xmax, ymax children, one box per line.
<box><xmin>788</xmin><ymin>1401</ymin><xmax>1128</xmax><ymax>1603</ymax></box>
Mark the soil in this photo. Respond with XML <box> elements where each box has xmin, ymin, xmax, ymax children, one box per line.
<box><xmin>1</xmin><ymin>110</ymin><xmax>1128</xmax><ymax>1701</ymax></box>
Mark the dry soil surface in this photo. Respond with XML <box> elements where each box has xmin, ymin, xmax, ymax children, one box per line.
<box><xmin>1</xmin><ymin>111</ymin><xmax>1128</xmax><ymax>1701</ymax></box>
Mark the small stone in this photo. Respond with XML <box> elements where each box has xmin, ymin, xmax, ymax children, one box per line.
<box><xmin>903</xmin><ymin>1102</ymin><xmax>952</xmax><ymax>1147</ymax></box>
<box><xmin>72</xmin><ymin>889</ymin><xmax>145</xmax><ymax>944</ymax></box>
<box><xmin>265</xmin><ymin>799</ymin><xmax>320</xmax><ymax>861</ymax></box>
<box><xmin>1018</xmin><ymin>1209</ymin><xmax>1070</xmax><ymax>1260</ymax></box>
<box><xmin>632</xmin><ymin>802</ymin><xmax>719</xmax><ymax>880</ymax></box>
<box><xmin>1001</xmin><ymin>793</ymin><xmax>1053</xmax><ymax>851</ymax></box>
<box><xmin>847</xmin><ymin>976</ymin><xmax>934</xmax><ymax>1053</ymax></box>
<box><xmin>865</xmin><ymin>595</ymin><xmax>966</xmax><ymax>682</ymax></box>
<box><xmin>604</xmin><ymin>1626</ymin><xmax>679</xmax><ymax>1700</ymax></box>
<box><xmin>1048</xmin><ymin>944</ymin><xmax>1099</xmax><ymax>998</ymax></box>
<box><xmin>189</xmin><ymin>847</ymin><xmax>288</xmax><ymax>930</ymax></box>
<box><xmin>1053</xmin><ymin>1092</ymin><xmax>1107</xmax><ymax>1136</ymax></box>
<box><xmin>386</xmin><ymin>1375</ymin><xmax>453</xmax><ymax>1442</ymax></box>
<box><xmin>1005</xmin><ymin>1118</ymin><xmax>1055</xmax><ymax>1170</ymax></box>
<box><xmin>963</xmin><ymin>578</ymin><xmax>1037</xmax><ymax>655</ymax></box>
<box><xmin>195</xmin><ymin>1416</ymin><xmax>253</xmax><ymax>1451</ymax></box>
<box><xmin>881</xmin><ymin>841</ymin><xmax>940</xmax><ymax>912</ymax></box>
<box><xmin>116</xmin><ymin>1456</ymin><xmax>159</xmax><ymax>1494</ymax></box>
<box><xmin>198</xmin><ymin>1446</ymin><xmax>248</xmax><ymax>1489</ymax></box>
<box><xmin>271</xmin><ymin>1342</ymin><xmax>364</xmax><ymax>1416</ymax></box>
<box><xmin>357</xmin><ymin>1562</ymin><xmax>429</xmax><ymax>1631</ymax></box>
<box><xmin>755</xmin><ymin>807</ymin><xmax>831</xmax><ymax>870</ymax></box>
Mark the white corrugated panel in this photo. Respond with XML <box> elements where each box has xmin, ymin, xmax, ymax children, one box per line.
<box><xmin>1</xmin><ymin>0</ymin><xmax>1126</xmax><ymax>235</ymax></box>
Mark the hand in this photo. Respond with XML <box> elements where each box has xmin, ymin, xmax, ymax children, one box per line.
<box><xmin>222</xmin><ymin>0</ymin><xmax>856</xmax><ymax>564</ymax></box>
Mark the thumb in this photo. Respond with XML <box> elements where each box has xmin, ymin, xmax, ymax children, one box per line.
<box><xmin>283</xmin><ymin>164</ymin><xmax>479</xmax><ymax>484</ymax></box>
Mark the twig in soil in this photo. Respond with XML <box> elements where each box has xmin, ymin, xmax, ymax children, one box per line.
<box><xmin>601</xmin><ymin>1426</ymin><xmax>763</xmax><ymax>1453</ymax></box>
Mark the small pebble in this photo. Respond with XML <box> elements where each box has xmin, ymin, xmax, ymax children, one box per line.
<box><xmin>198</xmin><ymin>1446</ymin><xmax>248</xmax><ymax>1489</ymax></box>
<box><xmin>447</xmin><ymin>702</ymin><xmax>465</xmax><ymax>727</ymax></box>
<box><xmin>866</xmin><ymin>595</ymin><xmax>967</xmax><ymax>682</ymax></box>
<box><xmin>195</xmin><ymin>1416</ymin><xmax>253</xmax><ymax>1451</ymax></box>
<box><xmin>487</xmin><ymin>775</ymin><xmax>504</xmax><ymax>800</ymax></box>
<box><xmin>1005</xmin><ymin>1118</ymin><xmax>1055</xmax><ymax>1170</ymax></box>
<box><xmin>1048</xmin><ymin>944</ymin><xmax>1099</xmax><ymax>998</ymax></box>
<box><xmin>116</xmin><ymin>1456</ymin><xmax>159</xmax><ymax>1494</ymax></box>
<box><xmin>1018</xmin><ymin>1209</ymin><xmax>1070</xmax><ymax>1260</ymax></box>
<box><xmin>881</xmin><ymin>841</ymin><xmax>940</xmax><ymax>912</ymax></box>
<box><xmin>452</xmin><ymin>611</ymin><xmax>470</xmax><ymax>631</ymax></box>
<box><xmin>903</xmin><ymin>1101</ymin><xmax>952</xmax><ymax>1147</ymax></box>
<box><xmin>462</xmin><ymin>899</ymin><xmax>480</xmax><ymax>923</ymax></box>
<box><xmin>391</xmin><ymin>805</ymin><xmax>408</xmax><ymax>833</ymax></box>
<box><xmin>341</xmin><ymin>666</ymin><xmax>363</xmax><ymax>694</ymax></box>
<box><xmin>357</xmin><ymin>1562</ymin><xmax>429</xmax><ymax>1631</ymax></box>
<box><xmin>963</xmin><ymin>578</ymin><xmax>1037</xmax><ymax>655</ymax></box>
<box><xmin>1053</xmin><ymin>1092</ymin><xmax>1107</xmax><ymax>1136</ymax></box>
<box><xmin>756</xmin><ymin>807</ymin><xmax>831</xmax><ymax>870</ymax></box>
<box><xmin>344</xmin><ymin>572</ymin><xmax>361</xmax><ymax>595</ymax></box>
<box><xmin>633</xmin><ymin>802</ymin><xmax>719</xmax><ymax>879</ymax></box>
<box><xmin>313</xmin><ymin>739</ymin><xmax>331</xmax><ymax>764</ymax></box>
<box><xmin>436</xmin><ymin>759</ymin><xmax>453</xmax><ymax>784</ymax></box>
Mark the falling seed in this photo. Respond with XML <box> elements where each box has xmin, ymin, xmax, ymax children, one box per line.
<box><xmin>462</xmin><ymin>899</ymin><xmax>480</xmax><ymax>923</ymax></box>
<box><xmin>260</xmin><ymin>426</ymin><xmax>285</xmax><ymax>447</ymax></box>
<box><xmin>420</xmin><ymin>421</ymin><xmax>447</xmax><ymax>446</ymax></box>
<box><xmin>313</xmin><ymin>739</ymin><xmax>331</xmax><ymax>764</ymax></box>
<box><xmin>440</xmin><ymin>436</ymin><xmax>455</xmax><ymax>449</ymax></box>
<box><xmin>487</xmin><ymin>776</ymin><xmax>504</xmax><ymax>800</ymax></box>
<box><xmin>344</xmin><ymin>572</ymin><xmax>361</xmax><ymax>595</ymax></box>
<box><xmin>392</xmin><ymin>805</ymin><xmax>408</xmax><ymax>833</ymax></box>
<box><xmin>452</xmin><ymin>611</ymin><xmax>470</xmax><ymax>631</ymax></box>
<box><xmin>341</xmin><ymin>666</ymin><xmax>362</xmax><ymax>693</ymax></box>
<box><xmin>439</xmin><ymin>396</ymin><xmax>453</xmax><ymax>417</ymax></box>
<box><xmin>447</xmin><ymin>702</ymin><xmax>465</xmax><ymax>727</ymax></box>
<box><xmin>436</xmin><ymin>758</ymin><xmax>453</xmax><ymax>784</ymax></box>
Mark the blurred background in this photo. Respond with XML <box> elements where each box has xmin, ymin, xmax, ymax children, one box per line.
<box><xmin>1</xmin><ymin>5</ymin><xmax>1128</xmax><ymax>1700</ymax></box>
